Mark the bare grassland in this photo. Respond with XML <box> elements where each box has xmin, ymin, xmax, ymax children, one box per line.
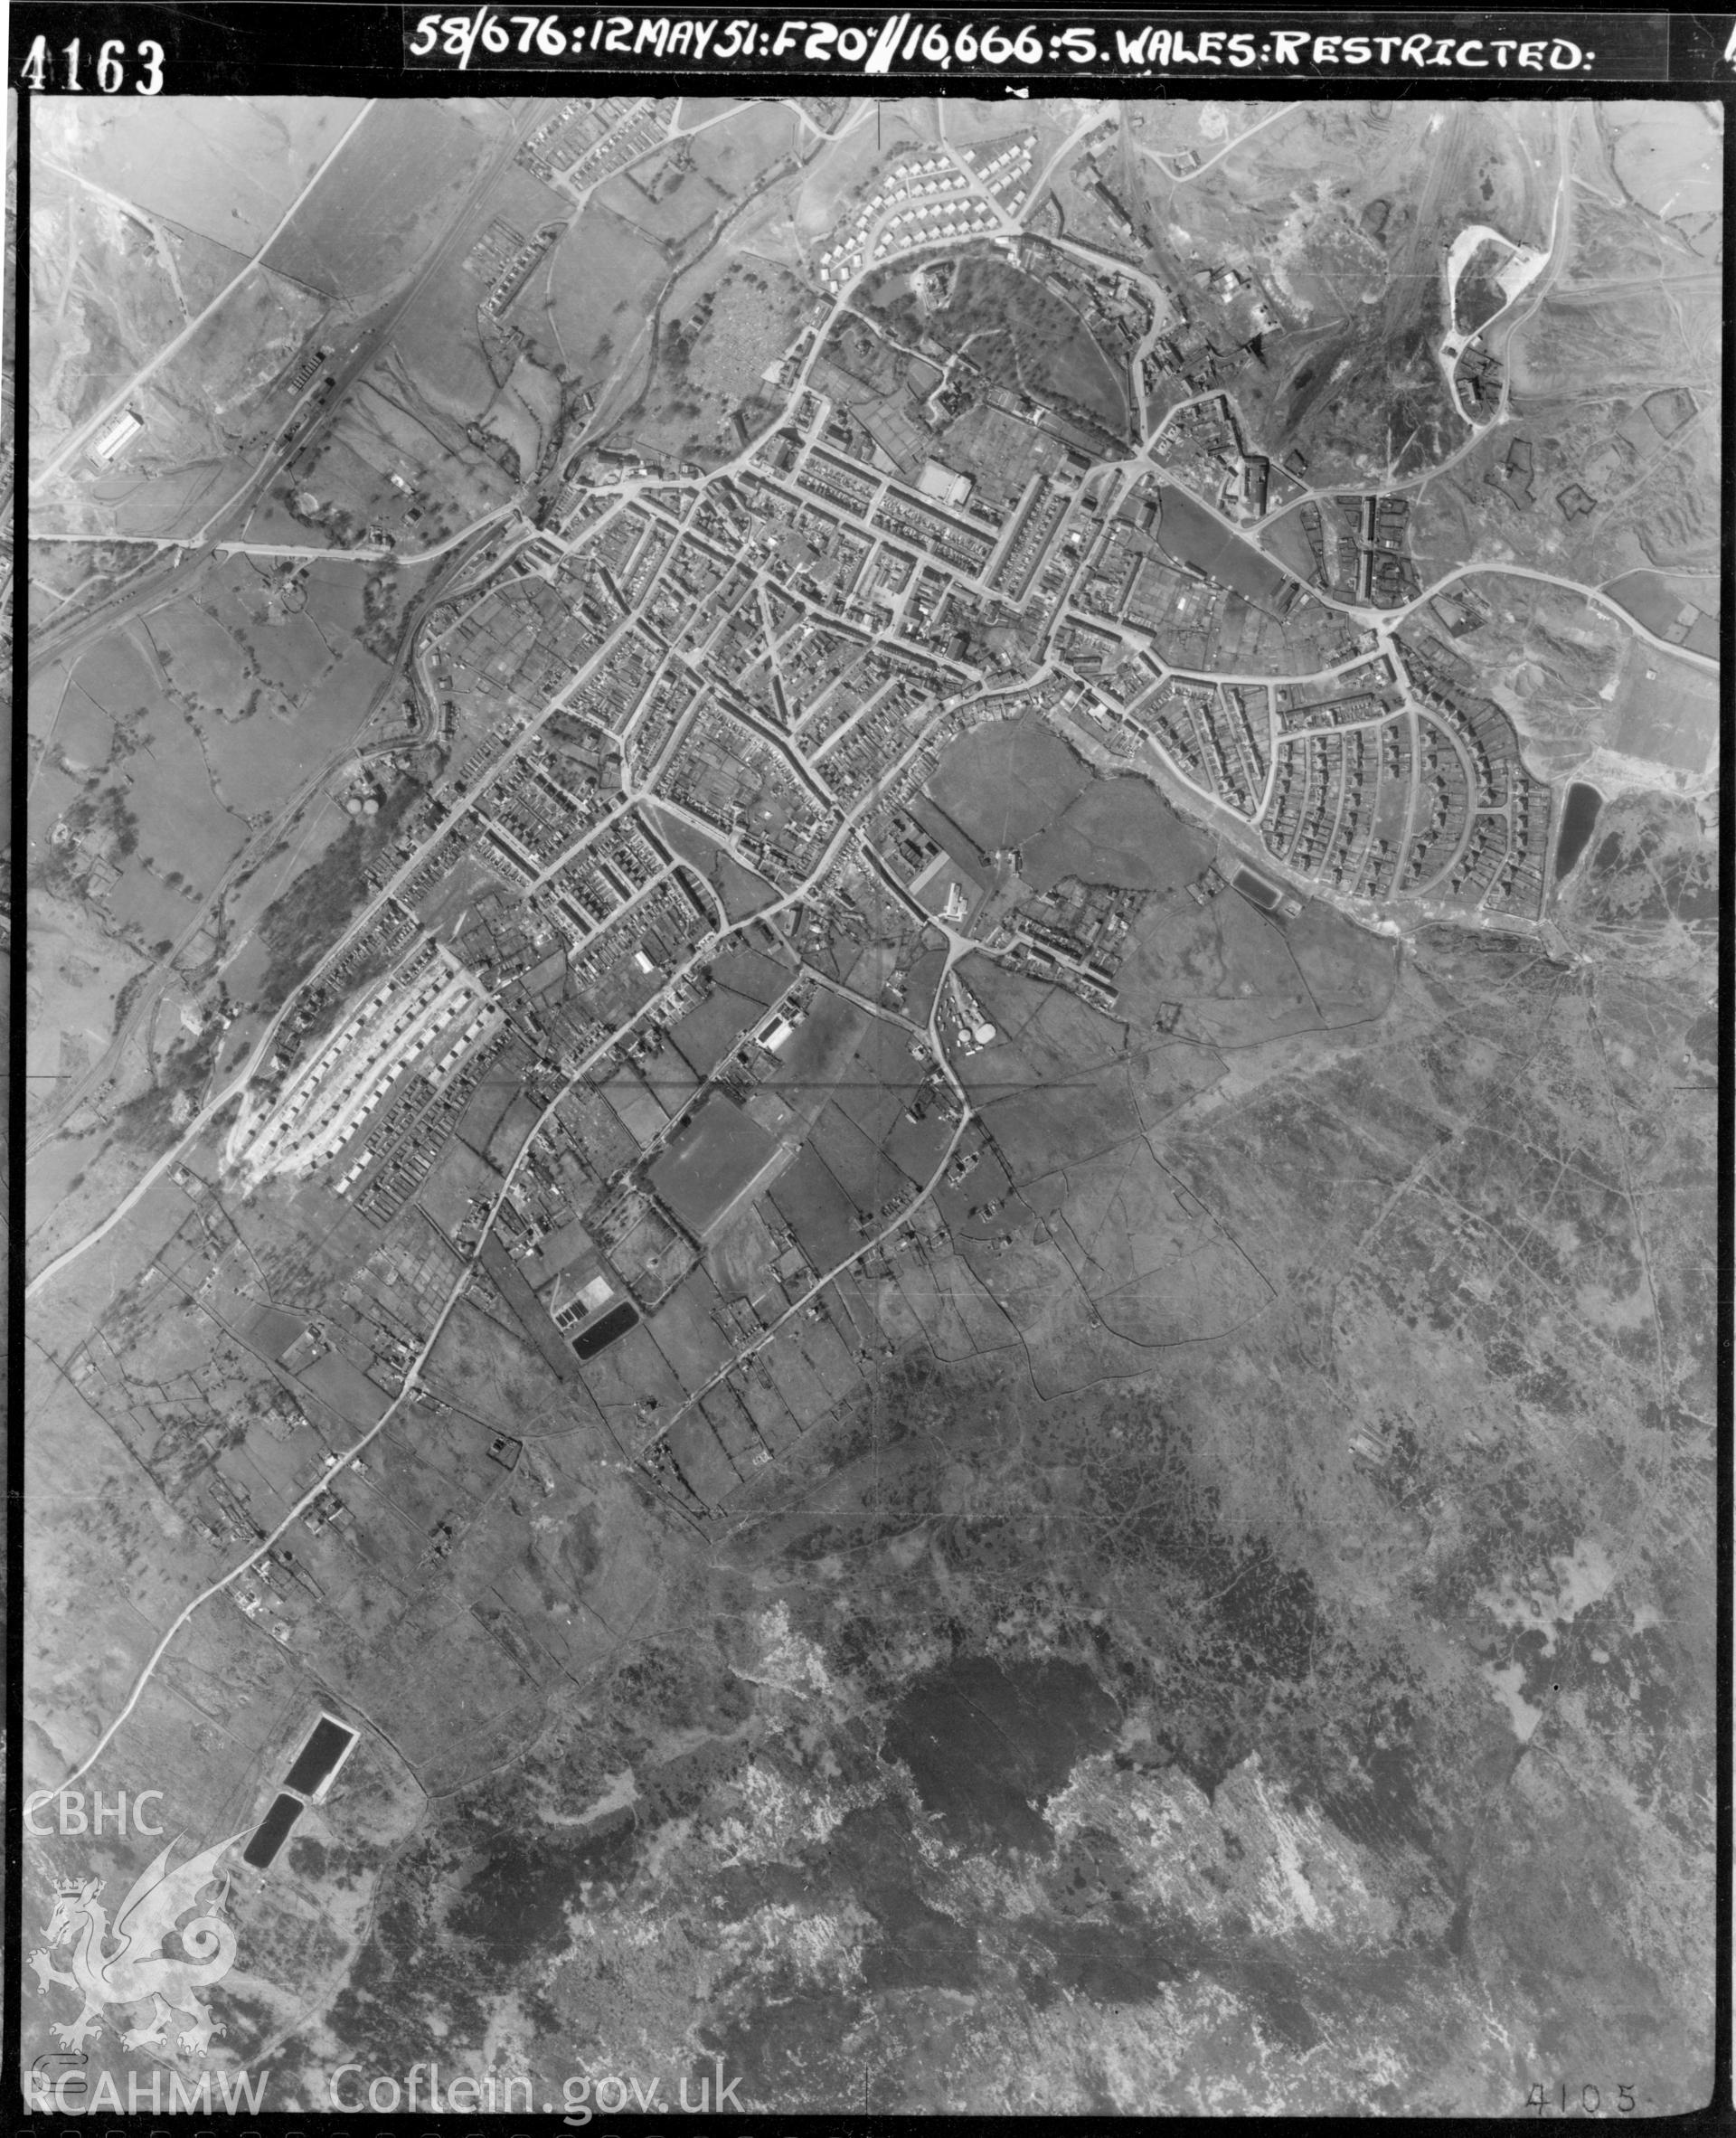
<box><xmin>545</xmin><ymin>212</ymin><xmax>671</xmax><ymax>392</ymax></box>
<box><xmin>44</xmin><ymin>96</ymin><xmax>365</xmax><ymax>241</ymax></box>
<box><xmin>262</xmin><ymin>99</ymin><xmax>514</xmax><ymax>303</ymax></box>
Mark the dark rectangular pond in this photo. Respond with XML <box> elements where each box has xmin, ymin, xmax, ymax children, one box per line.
<box><xmin>242</xmin><ymin>1793</ymin><xmax>303</xmax><ymax>1869</ymax></box>
<box><xmin>572</xmin><ymin>1299</ymin><xmax>639</xmax><ymax>1360</ymax></box>
<box><xmin>1553</xmin><ymin>783</ymin><xmax>1602</xmax><ymax>881</ymax></box>
<box><xmin>1232</xmin><ymin>865</ymin><xmax>1281</xmax><ymax>912</ymax></box>
<box><xmin>284</xmin><ymin>1714</ymin><xmax>357</xmax><ymax>1796</ymax></box>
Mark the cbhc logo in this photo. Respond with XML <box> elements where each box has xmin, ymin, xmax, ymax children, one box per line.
<box><xmin>24</xmin><ymin>1789</ymin><xmax>165</xmax><ymax>1835</ymax></box>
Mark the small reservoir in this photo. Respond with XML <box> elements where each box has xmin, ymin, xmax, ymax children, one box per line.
<box><xmin>242</xmin><ymin>1793</ymin><xmax>304</xmax><ymax>1869</ymax></box>
<box><xmin>284</xmin><ymin>1714</ymin><xmax>358</xmax><ymax>1798</ymax></box>
<box><xmin>1232</xmin><ymin>864</ymin><xmax>1282</xmax><ymax>913</ymax></box>
<box><xmin>1553</xmin><ymin>783</ymin><xmax>1602</xmax><ymax>882</ymax></box>
<box><xmin>572</xmin><ymin>1299</ymin><xmax>639</xmax><ymax>1360</ymax></box>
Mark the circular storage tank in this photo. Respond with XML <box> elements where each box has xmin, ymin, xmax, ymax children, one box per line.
<box><xmin>972</xmin><ymin>1022</ymin><xmax>996</xmax><ymax>1046</ymax></box>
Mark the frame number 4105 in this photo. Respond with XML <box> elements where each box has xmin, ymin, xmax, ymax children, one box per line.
<box><xmin>1527</xmin><ymin>2083</ymin><xmax>1636</xmax><ymax>2115</ymax></box>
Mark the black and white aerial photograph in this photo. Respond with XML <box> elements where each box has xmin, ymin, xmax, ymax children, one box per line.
<box><xmin>19</xmin><ymin>12</ymin><xmax>1723</xmax><ymax>2119</ymax></box>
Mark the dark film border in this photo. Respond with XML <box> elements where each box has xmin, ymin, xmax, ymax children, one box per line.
<box><xmin>5</xmin><ymin>4</ymin><xmax>1725</xmax><ymax>89</ymax></box>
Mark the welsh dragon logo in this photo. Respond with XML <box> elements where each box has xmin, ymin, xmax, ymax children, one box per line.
<box><xmin>30</xmin><ymin>1832</ymin><xmax>245</xmax><ymax>2058</ymax></box>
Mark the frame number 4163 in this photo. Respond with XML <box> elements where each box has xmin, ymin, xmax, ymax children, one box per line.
<box><xmin>18</xmin><ymin>36</ymin><xmax>166</xmax><ymax>93</ymax></box>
